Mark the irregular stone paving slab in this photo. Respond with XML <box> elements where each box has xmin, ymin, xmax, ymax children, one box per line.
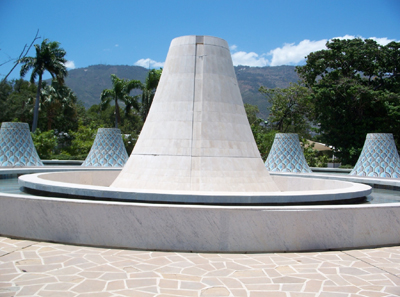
<box><xmin>1</xmin><ymin>236</ymin><xmax>400</xmax><ymax>296</ymax></box>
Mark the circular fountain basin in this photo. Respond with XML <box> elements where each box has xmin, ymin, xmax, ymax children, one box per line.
<box><xmin>18</xmin><ymin>170</ymin><xmax>371</xmax><ymax>204</ymax></box>
<box><xmin>1</xmin><ymin>168</ymin><xmax>399</xmax><ymax>253</ymax></box>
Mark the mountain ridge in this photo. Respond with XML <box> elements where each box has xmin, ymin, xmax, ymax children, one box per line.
<box><xmin>64</xmin><ymin>64</ymin><xmax>299</xmax><ymax>118</ymax></box>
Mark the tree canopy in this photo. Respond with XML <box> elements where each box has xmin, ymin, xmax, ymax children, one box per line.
<box><xmin>100</xmin><ymin>74</ymin><xmax>142</xmax><ymax>128</ymax></box>
<box><xmin>140</xmin><ymin>68</ymin><xmax>162</xmax><ymax>122</ymax></box>
<box><xmin>259</xmin><ymin>82</ymin><xmax>313</xmax><ymax>137</ymax></box>
<box><xmin>40</xmin><ymin>80</ymin><xmax>79</xmax><ymax>131</ymax></box>
<box><xmin>296</xmin><ymin>38</ymin><xmax>400</xmax><ymax>164</ymax></box>
<box><xmin>0</xmin><ymin>79</ymin><xmax>36</xmax><ymax>124</ymax></box>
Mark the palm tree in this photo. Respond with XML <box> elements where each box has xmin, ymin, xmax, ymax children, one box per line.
<box><xmin>100</xmin><ymin>74</ymin><xmax>142</xmax><ymax>128</ymax></box>
<box><xmin>140</xmin><ymin>69</ymin><xmax>162</xmax><ymax>122</ymax></box>
<box><xmin>20</xmin><ymin>39</ymin><xmax>67</xmax><ymax>132</ymax></box>
<box><xmin>40</xmin><ymin>80</ymin><xmax>77</xmax><ymax>130</ymax></box>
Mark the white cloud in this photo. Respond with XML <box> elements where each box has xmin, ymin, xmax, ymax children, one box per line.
<box><xmin>268</xmin><ymin>39</ymin><xmax>327</xmax><ymax>66</ymax></box>
<box><xmin>231</xmin><ymin>35</ymin><xmax>399</xmax><ymax>67</ymax></box>
<box><xmin>231</xmin><ymin>51</ymin><xmax>269</xmax><ymax>67</ymax></box>
<box><xmin>331</xmin><ymin>34</ymin><xmax>357</xmax><ymax>40</ymax></box>
<box><xmin>64</xmin><ymin>60</ymin><xmax>75</xmax><ymax>69</ymax></box>
<box><xmin>330</xmin><ymin>35</ymin><xmax>396</xmax><ymax>45</ymax></box>
<box><xmin>230</xmin><ymin>45</ymin><xmax>237</xmax><ymax>51</ymax></box>
<box><xmin>134</xmin><ymin>58</ymin><xmax>164</xmax><ymax>68</ymax></box>
<box><xmin>368</xmin><ymin>37</ymin><xmax>396</xmax><ymax>46</ymax></box>
<box><xmin>115</xmin><ymin>44</ymin><xmax>119</xmax><ymax>47</ymax></box>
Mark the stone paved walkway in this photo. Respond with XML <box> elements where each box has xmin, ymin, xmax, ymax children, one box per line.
<box><xmin>0</xmin><ymin>236</ymin><xmax>400</xmax><ymax>297</ymax></box>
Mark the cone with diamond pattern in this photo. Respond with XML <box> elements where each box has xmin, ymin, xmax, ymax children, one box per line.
<box><xmin>265</xmin><ymin>133</ymin><xmax>312</xmax><ymax>173</ymax></box>
<box><xmin>350</xmin><ymin>133</ymin><xmax>400</xmax><ymax>178</ymax></box>
<box><xmin>0</xmin><ymin>122</ymin><xmax>43</xmax><ymax>167</ymax></box>
<box><xmin>82</xmin><ymin>128</ymin><xmax>128</xmax><ymax>167</ymax></box>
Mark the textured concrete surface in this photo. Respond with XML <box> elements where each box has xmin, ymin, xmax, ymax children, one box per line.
<box><xmin>1</xmin><ymin>236</ymin><xmax>400</xmax><ymax>297</ymax></box>
<box><xmin>111</xmin><ymin>35</ymin><xmax>279</xmax><ymax>192</ymax></box>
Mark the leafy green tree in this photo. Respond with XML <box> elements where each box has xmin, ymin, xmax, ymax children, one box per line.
<box><xmin>31</xmin><ymin>129</ymin><xmax>57</xmax><ymax>159</ymax></box>
<box><xmin>252</xmin><ymin>125</ymin><xmax>278</xmax><ymax>161</ymax></box>
<box><xmin>0</xmin><ymin>79</ymin><xmax>36</xmax><ymax>124</ymax></box>
<box><xmin>0</xmin><ymin>80</ymin><xmax>13</xmax><ymax>102</ymax></box>
<box><xmin>244</xmin><ymin>103</ymin><xmax>261</xmax><ymax>125</ymax></box>
<box><xmin>296</xmin><ymin>38</ymin><xmax>400</xmax><ymax>164</ymax></box>
<box><xmin>301</xmin><ymin>141</ymin><xmax>329</xmax><ymax>168</ymax></box>
<box><xmin>19</xmin><ymin>39</ymin><xmax>68</xmax><ymax>132</ymax></box>
<box><xmin>85</xmin><ymin>104</ymin><xmax>115</xmax><ymax>128</ymax></box>
<box><xmin>140</xmin><ymin>68</ymin><xmax>162</xmax><ymax>122</ymax></box>
<box><xmin>259</xmin><ymin>82</ymin><xmax>314</xmax><ymax>137</ymax></box>
<box><xmin>64</xmin><ymin>122</ymin><xmax>98</xmax><ymax>158</ymax></box>
<box><xmin>40</xmin><ymin>80</ymin><xmax>79</xmax><ymax>131</ymax></box>
<box><xmin>244</xmin><ymin>103</ymin><xmax>278</xmax><ymax>161</ymax></box>
<box><xmin>100</xmin><ymin>74</ymin><xmax>142</xmax><ymax>128</ymax></box>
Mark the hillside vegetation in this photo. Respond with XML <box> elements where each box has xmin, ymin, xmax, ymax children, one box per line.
<box><xmin>64</xmin><ymin>65</ymin><xmax>149</xmax><ymax>108</ymax></box>
<box><xmin>64</xmin><ymin>64</ymin><xmax>299</xmax><ymax>118</ymax></box>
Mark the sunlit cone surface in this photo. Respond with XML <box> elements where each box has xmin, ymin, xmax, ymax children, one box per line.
<box><xmin>0</xmin><ymin>122</ymin><xmax>43</xmax><ymax>167</ymax></box>
<box><xmin>265</xmin><ymin>133</ymin><xmax>312</xmax><ymax>173</ymax></box>
<box><xmin>111</xmin><ymin>35</ymin><xmax>280</xmax><ymax>192</ymax></box>
<box><xmin>350</xmin><ymin>133</ymin><xmax>400</xmax><ymax>178</ymax></box>
<box><xmin>82</xmin><ymin>128</ymin><xmax>128</xmax><ymax>167</ymax></box>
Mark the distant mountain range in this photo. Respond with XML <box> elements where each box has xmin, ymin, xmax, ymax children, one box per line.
<box><xmin>64</xmin><ymin>64</ymin><xmax>299</xmax><ymax>119</ymax></box>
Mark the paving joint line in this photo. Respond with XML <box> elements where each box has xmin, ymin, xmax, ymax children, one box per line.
<box><xmin>341</xmin><ymin>250</ymin><xmax>400</xmax><ymax>279</ymax></box>
<box><xmin>0</xmin><ymin>241</ymin><xmax>35</xmax><ymax>258</ymax></box>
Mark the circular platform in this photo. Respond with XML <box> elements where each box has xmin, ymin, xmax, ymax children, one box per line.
<box><xmin>18</xmin><ymin>170</ymin><xmax>371</xmax><ymax>205</ymax></box>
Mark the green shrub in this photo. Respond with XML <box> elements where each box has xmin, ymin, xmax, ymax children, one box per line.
<box><xmin>63</xmin><ymin>122</ymin><xmax>98</xmax><ymax>157</ymax></box>
<box><xmin>302</xmin><ymin>142</ymin><xmax>329</xmax><ymax>168</ymax></box>
<box><xmin>339</xmin><ymin>164</ymin><xmax>354</xmax><ymax>169</ymax></box>
<box><xmin>31</xmin><ymin>129</ymin><xmax>57</xmax><ymax>159</ymax></box>
<box><xmin>50</xmin><ymin>153</ymin><xmax>87</xmax><ymax>160</ymax></box>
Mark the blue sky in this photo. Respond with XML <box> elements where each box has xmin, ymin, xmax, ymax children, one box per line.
<box><xmin>1</xmin><ymin>0</ymin><xmax>399</xmax><ymax>81</ymax></box>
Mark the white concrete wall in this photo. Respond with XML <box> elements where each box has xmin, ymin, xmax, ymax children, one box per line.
<box><xmin>1</xmin><ymin>193</ymin><xmax>399</xmax><ymax>252</ymax></box>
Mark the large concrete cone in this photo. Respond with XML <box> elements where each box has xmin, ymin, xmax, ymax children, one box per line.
<box><xmin>350</xmin><ymin>133</ymin><xmax>400</xmax><ymax>178</ymax></box>
<box><xmin>265</xmin><ymin>133</ymin><xmax>312</xmax><ymax>173</ymax></box>
<box><xmin>82</xmin><ymin>128</ymin><xmax>128</xmax><ymax>167</ymax></box>
<box><xmin>0</xmin><ymin>122</ymin><xmax>43</xmax><ymax>167</ymax></box>
<box><xmin>111</xmin><ymin>35</ymin><xmax>280</xmax><ymax>192</ymax></box>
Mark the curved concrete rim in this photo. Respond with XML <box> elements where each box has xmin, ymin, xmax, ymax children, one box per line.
<box><xmin>18</xmin><ymin>170</ymin><xmax>372</xmax><ymax>205</ymax></box>
<box><xmin>0</xmin><ymin>167</ymin><xmax>399</xmax><ymax>252</ymax></box>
